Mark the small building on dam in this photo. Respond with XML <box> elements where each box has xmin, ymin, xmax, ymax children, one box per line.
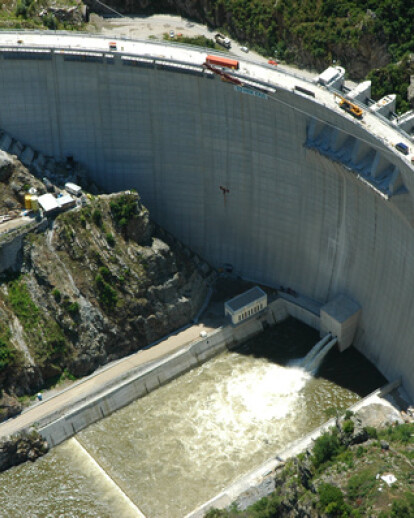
<box><xmin>0</xmin><ymin>32</ymin><xmax>414</xmax><ymax>400</ymax></box>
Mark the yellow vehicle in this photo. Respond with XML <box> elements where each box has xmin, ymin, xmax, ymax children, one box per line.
<box><xmin>336</xmin><ymin>95</ymin><xmax>363</xmax><ymax>119</ymax></box>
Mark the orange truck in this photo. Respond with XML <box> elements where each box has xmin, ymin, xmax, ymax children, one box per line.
<box><xmin>205</xmin><ymin>55</ymin><xmax>239</xmax><ymax>70</ymax></box>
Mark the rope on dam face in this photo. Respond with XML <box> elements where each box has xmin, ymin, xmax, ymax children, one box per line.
<box><xmin>69</xmin><ymin>437</ymin><xmax>146</xmax><ymax>518</ymax></box>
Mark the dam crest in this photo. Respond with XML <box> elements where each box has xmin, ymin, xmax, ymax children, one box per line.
<box><xmin>0</xmin><ymin>31</ymin><xmax>413</xmax><ymax>399</ymax></box>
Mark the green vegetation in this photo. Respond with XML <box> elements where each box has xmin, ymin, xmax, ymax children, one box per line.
<box><xmin>343</xmin><ymin>419</ymin><xmax>355</xmax><ymax>435</ymax></box>
<box><xmin>110</xmin><ymin>193</ymin><xmax>138</xmax><ymax>229</ymax></box>
<box><xmin>0</xmin><ymin>0</ymin><xmax>83</xmax><ymax>31</ymax></box>
<box><xmin>8</xmin><ymin>277</ymin><xmax>40</xmax><ymax>330</ymax></box>
<box><xmin>66</xmin><ymin>301</ymin><xmax>80</xmax><ymax>317</ymax></box>
<box><xmin>95</xmin><ymin>273</ymin><xmax>118</xmax><ymax>309</ymax></box>
<box><xmin>318</xmin><ymin>483</ymin><xmax>350</xmax><ymax>516</ymax></box>
<box><xmin>311</xmin><ymin>430</ymin><xmax>343</xmax><ymax>469</ymax></box>
<box><xmin>368</xmin><ymin>57</ymin><xmax>413</xmax><ymax>114</ymax></box>
<box><xmin>52</xmin><ymin>288</ymin><xmax>61</xmax><ymax>303</ymax></box>
<box><xmin>205</xmin><ymin>421</ymin><xmax>414</xmax><ymax>517</ymax></box>
<box><xmin>92</xmin><ymin>208</ymin><xmax>103</xmax><ymax>228</ymax></box>
<box><xmin>7</xmin><ymin>277</ymin><xmax>68</xmax><ymax>371</ymax></box>
<box><xmin>164</xmin><ymin>33</ymin><xmax>222</xmax><ymax>50</ymax></box>
<box><xmin>204</xmin><ymin>0</ymin><xmax>414</xmax><ymax>63</ymax></box>
<box><xmin>0</xmin><ymin>323</ymin><xmax>18</xmax><ymax>372</ymax></box>
<box><xmin>106</xmin><ymin>232</ymin><xmax>115</xmax><ymax>247</ymax></box>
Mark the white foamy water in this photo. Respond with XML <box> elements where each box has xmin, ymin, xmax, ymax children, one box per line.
<box><xmin>0</xmin><ymin>346</ymin><xmax>363</xmax><ymax>518</ymax></box>
<box><xmin>76</xmin><ymin>351</ymin><xmax>358</xmax><ymax>517</ymax></box>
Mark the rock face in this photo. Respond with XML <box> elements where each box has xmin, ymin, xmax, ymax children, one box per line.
<box><xmin>84</xmin><ymin>0</ymin><xmax>391</xmax><ymax>79</ymax></box>
<box><xmin>0</xmin><ymin>392</ymin><xmax>22</xmax><ymax>422</ymax></box>
<box><xmin>0</xmin><ymin>430</ymin><xmax>48</xmax><ymax>472</ymax></box>
<box><xmin>408</xmin><ymin>75</ymin><xmax>414</xmax><ymax>108</ymax></box>
<box><xmin>0</xmin><ymin>163</ymin><xmax>212</xmax><ymax>402</ymax></box>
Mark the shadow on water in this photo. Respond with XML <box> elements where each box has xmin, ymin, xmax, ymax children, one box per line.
<box><xmin>236</xmin><ymin>317</ymin><xmax>387</xmax><ymax>397</ymax></box>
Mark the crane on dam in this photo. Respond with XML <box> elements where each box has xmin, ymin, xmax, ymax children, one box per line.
<box><xmin>334</xmin><ymin>94</ymin><xmax>364</xmax><ymax>119</ymax></box>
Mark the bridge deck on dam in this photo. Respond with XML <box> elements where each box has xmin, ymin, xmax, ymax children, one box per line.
<box><xmin>0</xmin><ymin>31</ymin><xmax>412</xmax><ymax>160</ymax></box>
<box><xmin>0</xmin><ymin>31</ymin><xmax>414</xmax><ymax>402</ymax></box>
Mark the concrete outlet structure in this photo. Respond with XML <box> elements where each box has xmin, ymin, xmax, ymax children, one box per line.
<box><xmin>0</xmin><ymin>32</ymin><xmax>414</xmax><ymax>399</ymax></box>
<box><xmin>320</xmin><ymin>295</ymin><xmax>361</xmax><ymax>352</ymax></box>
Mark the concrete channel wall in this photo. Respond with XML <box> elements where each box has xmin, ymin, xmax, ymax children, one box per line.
<box><xmin>186</xmin><ymin>379</ymin><xmax>402</xmax><ymax>518</ymax></box>
<box><xmin>39</xmin><ymin>316</ymin><xmax>266</xmax><ymax>448</ymax></box>
<box><xmin>0</xmin><ymin>35</ymin><xmax>414</xmax><ymax>399</ymax></box>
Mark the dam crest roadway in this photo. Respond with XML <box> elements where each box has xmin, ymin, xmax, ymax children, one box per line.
<box><xmin>0</xmin><ymin>31</ymin><xmax>414</xmax><ymax>400</ymax></box>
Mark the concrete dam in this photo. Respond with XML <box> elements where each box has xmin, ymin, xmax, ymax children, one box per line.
<box><xmin>0</xmin><ymin>32</ymin><xmax>414</xmax><ymax>400</ymax></box>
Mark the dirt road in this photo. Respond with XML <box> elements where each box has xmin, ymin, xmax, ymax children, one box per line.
<box><xmin>89</xmin><ymin>13</ymin><xmax>320</xmax><ymax>81</ymax></box>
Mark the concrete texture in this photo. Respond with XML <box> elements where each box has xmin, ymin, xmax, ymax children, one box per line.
<box><xmin>0</xmin><ymin>33</ymin><xmax>414</xmax><ymax>399</ymax></box>
<box><xmin>320</xmin><ymin>295</ymin><xmax>361</xmax><ymax>351</ymax></box>
<box><xmin>38</xmin><ymin>317</ymin><xmax>264</xmax><ymax>448</ymax></box>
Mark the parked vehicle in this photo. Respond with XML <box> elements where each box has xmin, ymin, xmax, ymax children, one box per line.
<box><xmin>240</xmin><ymin>46</ymin><xmax>249</xmax><ymax>53</ymax></box>
<box><xmin>268</xmin><ymin>59</ymin><xmax>278</xmax><ymax>66</ymax></box>
<box><xmin>396</xmin><ymin>142</ymin><xmax>409</xmax><ymax>155</ymax></box>
<box><xmin>205</xmin><ymin>55</ymin><xmax>239</xmax><ymax>70</ymax></box>
<box><xmin>214</xmin><ymin>33</ymin><xmax>231</xmax><ymax>49</ymax></box>
<box><xmin>335</xmin><ymin>95</ymin><xmax>363</xmax><ymax>119</ymax></box>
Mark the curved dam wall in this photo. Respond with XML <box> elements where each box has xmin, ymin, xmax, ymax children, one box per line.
<box><xmin>0</xmin><ymin>36</ymin><xmax>414</xmax><ymax>399</ymax></box>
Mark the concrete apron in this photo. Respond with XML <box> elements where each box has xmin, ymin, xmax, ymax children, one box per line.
<box><xmin>38</xmin><ymin>314</ymin><xmax>268</xmax><ymax>448</ymax></box>
<box><xmin>185</xmin><ymin>378</ymin><xmax>401</xmax><ymax>518</ymax></box>
<box><xmin>37</xmin><ymin>297</ymin><xmax>317</xmax><ymax>447</ymax></box>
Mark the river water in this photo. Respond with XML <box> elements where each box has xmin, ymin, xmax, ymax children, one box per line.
<box><xmin>0</xmin><ymin>319</ymin><xmax>385</xmax><ymax>518</ymax></box>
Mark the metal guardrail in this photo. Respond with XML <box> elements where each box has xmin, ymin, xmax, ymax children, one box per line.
<box><xmin>0</xmin><ymin>30</ymin><xmax>412</xmax><ymax>144</ymax></box>
<box><xmin>328</xmin><ymin>85</ymin><xmax>413</xmax><ymax>142</ymax></box>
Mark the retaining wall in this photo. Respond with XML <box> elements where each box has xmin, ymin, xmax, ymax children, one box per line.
<box><xmin>186</xmin><ymin>378</ymin><xmax>402</xmax><ymax>518</ymax></box>
<box><xmin>38</xmin><ymin>316</ymin><xmax>266</xmax><ymax>448</ymax></box>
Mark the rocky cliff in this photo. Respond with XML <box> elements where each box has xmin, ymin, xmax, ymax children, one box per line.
<box><xmin>0</xmin><ymin>429</ymin><xmax>48</xmax><ymax>472</ymax></box>
<box><xmin>0</xmin><ymin>158</ymin><xmax>212</xmax><ymax>421</ymax></box>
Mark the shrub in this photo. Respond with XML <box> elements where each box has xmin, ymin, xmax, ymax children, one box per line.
<box><xmin>43</xmin><ymin>13</ymin><xmax>58</xmax><ymax>30</ymax></box>
<box><xmin>343</xmin><ymin>419</ymin><xmax>355</xmax><ymax>435</ymax></box>
<box><xmin>98</xmin><ymin>283</ymin><xmax>117</xmax><ymax>308</ymax></box>
<box><xmin>390</xmin><ymin>499</ymin><xmax>413</xmax><ymax>518</ymax></box>
<box><xmin>106</xmin><ymin>233</ymin><xmax>115</xmax><ymax>246</ymax></box>
<box><xmin>52</xmin><ymin>288</ymin><xmax>61</xmax><ymax>303</ymax></box>
<box><xmin>356</xmin><ymin>446</ymin><xmax>365</xmax><ymax>458</ymax></box>
<box><xmin>248</xmin><ymin>493</ymin><xmax>282</xmax><ymax>517</ymax></box>
<box><xmin>0</xmin><ymin>324</ymin><xmax>17</xmax><ymax>371</ymax></box>
<box><xmin>98</xmin><ymin>266</ymin><xmax>110</xmax><ymax>280</ymax></box>
<box><xmin>8</xmin><ymin>278</ymin><xmax>40</xmax><ymax>329</ymax></box>
<box><xmin>318</xmin><ymin>483</ymin><xmax>349</xmax><ymax>516</ymax></box>
<box><xmin>95</xmin><ymin>273</ymin><xmax>117</xmax><ymax>309</ymax></box>
<box><xmin>364</xmin><ymin>426</ymin><xmax>377</xmax><ymax>439</ymax></box>
<box><xmin>92</xmin><ymin>209</ymin><xmax>102</xmax><ymax>227</ymax></box>
<box><xmin>347</xmin><ymin>470</ymin><xmax>376</xmax><ymax>501</ymax></box>
<box><xmin>67</xmin><ymin>302</ymin><xmax>80</xmax><ymax>317</ymax></box>
<box><xmin>312</xmin><ymin>431</ymin><xmax>342</xmax><ymax>469</ymax></box>
<box><xmin>110</xmin><ymin>194</ymin><xmax>138</xmax><ymax>229</ymax></box>
<box><xmin>384</xmin><ymin>423</ymin><xmax>413</xmax><ymax>444</ymax></box>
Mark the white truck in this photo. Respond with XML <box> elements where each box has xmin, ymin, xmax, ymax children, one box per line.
<box><xmin>215</xmin><ymin>33</ymin><xmax>231</xmax><ymax>49</ymax></box>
